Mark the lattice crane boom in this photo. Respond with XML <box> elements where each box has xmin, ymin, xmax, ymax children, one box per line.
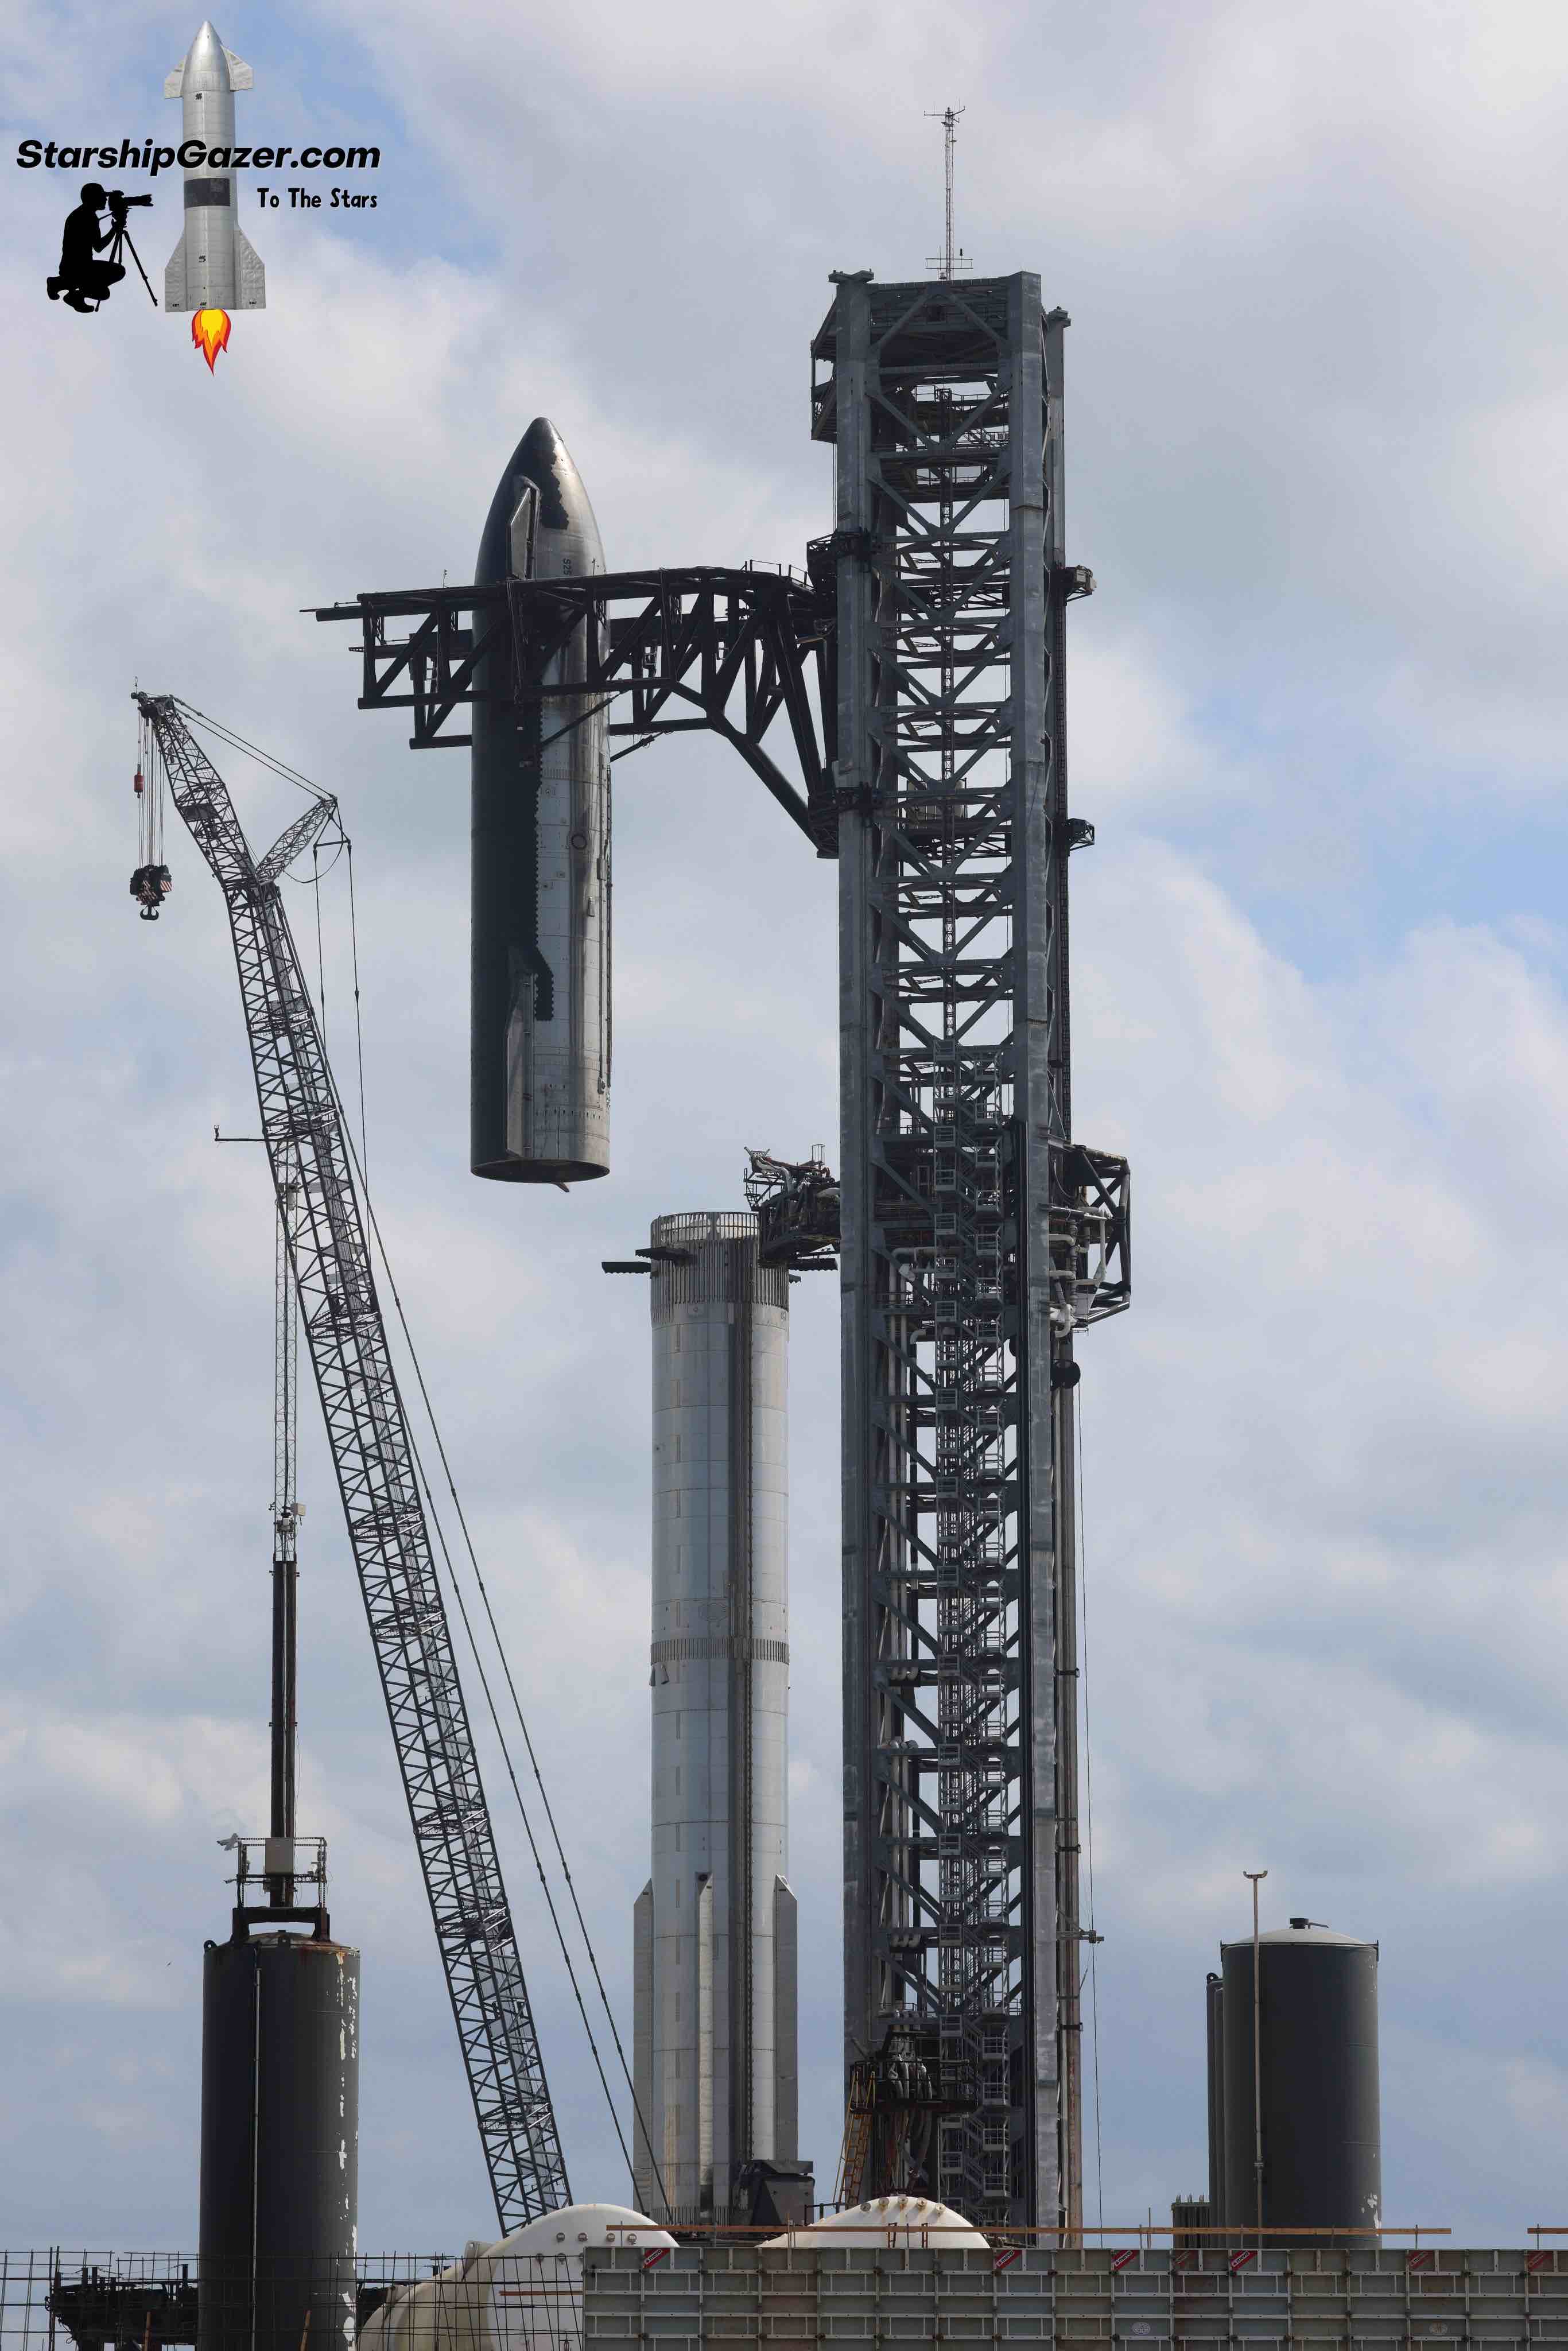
<box><xmin>134</xmin><ymin>690</ymin><xmax>571</xmax><ymax>2230</ymax></box>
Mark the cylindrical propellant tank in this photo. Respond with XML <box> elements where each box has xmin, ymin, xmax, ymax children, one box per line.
<box><xmin>471</xmin><ymin>418</ymin><xmax>610</xmax><ymax>1183</ymax></box>
<box><xmin>1218</xmin><ymin>1921</ymin><xmax>1380</xmax><ymax>2241</ymax></box>
<box><xmin>631</xmin><ymin>1213</ymin><xmax>797</xmax><ymax>2222</ymax></box>
<box><xmin>198</xmin><ymin>1929</ymin><xmax>359</xmax><ymax>2351</ymax></box>
<box><xmin>357</xmin><ymin>2205</ymin><xmax>675</xmax><ymax>2351</ymax></box>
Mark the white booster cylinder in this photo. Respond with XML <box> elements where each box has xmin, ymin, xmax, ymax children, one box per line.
<box><xmin>632</xmin><ymin>1212</ymin><xmax>798</xmax><ymax>2222</ymax></box>
<box><xmin>357</xmin><ymin>2204</ymin><xmax>674</xmax><ymax>2351</ymax></box>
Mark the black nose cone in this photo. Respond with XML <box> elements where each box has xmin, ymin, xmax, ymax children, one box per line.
<box><xmin>475</xmin><ymin>417</ymin><xmax>593</xmax><ymax>583</ymax></box>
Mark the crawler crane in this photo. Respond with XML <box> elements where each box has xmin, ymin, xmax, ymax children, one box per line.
<box><xmin>133</xmin><ymin>691</ymin><xmax>570</xmax><ymax>2230</ymax></box>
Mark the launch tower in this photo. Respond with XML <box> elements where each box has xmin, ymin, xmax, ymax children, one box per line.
<box><xmin>817</xmin><ymin>273</ymin><xmax>1127</xmax><ymax>2232</ymax></box>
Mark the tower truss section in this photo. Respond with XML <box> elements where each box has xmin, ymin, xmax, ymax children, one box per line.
<box><xmin>814</xmin><ymin>272</ymin><xmax>1129</xmax><ymax>2233</ymax></box>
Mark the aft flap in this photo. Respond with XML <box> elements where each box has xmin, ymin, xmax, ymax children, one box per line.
<box><xmin>164</xmin><ymin>226</ymin><xmax>188</xmax><ymax>312</ymax></box>
<box><xmin>234</xmin><ymin>223</ymin><xmax>266</xmax><ymax>309</ymax></box>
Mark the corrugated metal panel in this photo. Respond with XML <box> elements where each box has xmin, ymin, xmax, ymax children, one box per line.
<box><xmin>583</xmin><ymin>2246</ymin><xmax>1568</xmax><ymax>2347</ymax></box>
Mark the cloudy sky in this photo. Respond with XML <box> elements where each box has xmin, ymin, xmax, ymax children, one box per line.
<box><xmin>4</xmin><ymin>0</ymin><xmax>1568</xmax><ymax>2260</ymax></box>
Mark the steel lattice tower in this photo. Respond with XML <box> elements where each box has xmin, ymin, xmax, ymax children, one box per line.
<box><xmin>816</xmin><ymin>273</ymin><xmax>1127</xmax><ymax>2233</ymax></box>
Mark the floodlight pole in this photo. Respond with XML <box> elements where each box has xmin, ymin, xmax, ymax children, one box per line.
<box><xmin>1245</xmin><ymin>1867</ymin><xmax>1268</xmax><ymax>2237</ymax></box>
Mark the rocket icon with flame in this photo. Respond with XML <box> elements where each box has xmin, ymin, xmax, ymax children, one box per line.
<box><xmin>164</xmin><ymin>20</ymin><xmax>265</xmax><ymax>367</ymax></box>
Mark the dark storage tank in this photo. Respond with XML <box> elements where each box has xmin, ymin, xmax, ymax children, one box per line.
<box><xmin>199</xmin><ymin>1927</ymin><xmax>359</xmax><ymax>2351</ymax></box>
<box><xmin>1218</xmin><ymin>1920</ymin><xmax>1379</xmax><ymax>2242</ymax></box>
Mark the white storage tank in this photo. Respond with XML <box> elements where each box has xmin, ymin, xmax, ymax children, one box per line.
<box><xmin>760</xmin><ymin>2195</ymin><xmax>988</xmax><ymax>2249</ymax></box>
<box><xmin>358</xmin><ymin>2203</ymin><xmax>674</xmax><ymax>2351</ymax></box>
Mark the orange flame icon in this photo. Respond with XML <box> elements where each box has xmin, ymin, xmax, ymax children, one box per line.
<box><xmin>191</xmin><ymin>309</ymin><xmax>231</xmax><ymax>371</ymax></box>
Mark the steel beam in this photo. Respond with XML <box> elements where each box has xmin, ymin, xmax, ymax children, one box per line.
<box><xmin>315</xmin><ymin>570</ymin><xmax>837</xmax><ymax>848</ymax></box>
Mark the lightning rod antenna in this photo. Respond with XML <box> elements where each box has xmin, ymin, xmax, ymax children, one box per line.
<box><xmin>925</xmin><ymin>104</ymin><xmax>971</xmax><ymax>279</ymax></box>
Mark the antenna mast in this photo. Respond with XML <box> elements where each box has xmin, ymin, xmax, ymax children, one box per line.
<box><xmin>269</xmin><ymin>1149</ymin><xmax>301</xmax><ymax>1898</ymax></box>
<box><xmin>925</xmin><ymin>104</ymin><xmax>971</xmax><ymax>279</ymax></box>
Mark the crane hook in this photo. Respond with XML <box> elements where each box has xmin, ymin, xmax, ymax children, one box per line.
<box><xmin>130</xmin><ymin>863</ymin><xmax>172</xmax><ymax>919</ymax></box>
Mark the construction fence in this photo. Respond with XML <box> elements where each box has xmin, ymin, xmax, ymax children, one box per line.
<box><xmin>0</xmin><ymin>2252</ymin><xmax>529</xmax><ymax>2351</ymax></box>
<box><xmin>583</xmin><ymin>2244</ymin><xmax>1568</xmax><ymax>2346</ymax></box>
<box><xmin>9</xmin><ymin>2245</ymin><xmax>1568</xmax><ymax>2351</ymax></box>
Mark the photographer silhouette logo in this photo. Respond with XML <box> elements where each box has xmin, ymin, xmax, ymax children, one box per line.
<box><xmin>46</xmin><ymin>183</ymin><xmax>156</xmax><ymax>313</ymax></box>
<box><xmin>41</xmin><ymin>19</ymin><xmax>266</xmax><ymax>370</ymax></box>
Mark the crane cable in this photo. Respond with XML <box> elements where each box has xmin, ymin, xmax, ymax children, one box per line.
<box><xmin>313</xmin><ymin>841</ymin><xmax>329</xmax><ymax>1048</ymax></box>
<box><xmin>332</xmin><ymin>1061</ymin><xmax>667</xmax><ymax>2216</ymax></box>
<box><xmin>346</xmin><ymin>840</ymin><xmax>369</xmax><ymax>1182</ymax></box>
<box><xmin>316</xmin><ymin>849</ymin><xmax>670</xmax><ymax>2217</ymax></box>
<box><xmin>135</xmin><ymin>708</ymin><xmax>166</xmax><ymax>868</ymax></box>
<box><xmin>398</xmin><ymin>1354</ymin><xmax>637</xmax><ymax>2190</ymax></box>
<box><xmin>176</xmin><ymin>700</ymin><xmax>329</xmax><ymax>801</ymax></box>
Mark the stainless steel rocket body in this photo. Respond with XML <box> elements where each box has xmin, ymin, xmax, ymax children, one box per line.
<box><xmin>632</xmin><ymin>1215</ymin><xmax>798</xmax><ymax>2222</ymax></box>
<box><xmin>164</xmin><ymin>22</ymin><xmax>265</xmax><ymax>313</ymax></box>
<box><xmin>471</xmin><ymin>420</ymin><xmax>611</xmax><ymax>1182</ymax></box>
